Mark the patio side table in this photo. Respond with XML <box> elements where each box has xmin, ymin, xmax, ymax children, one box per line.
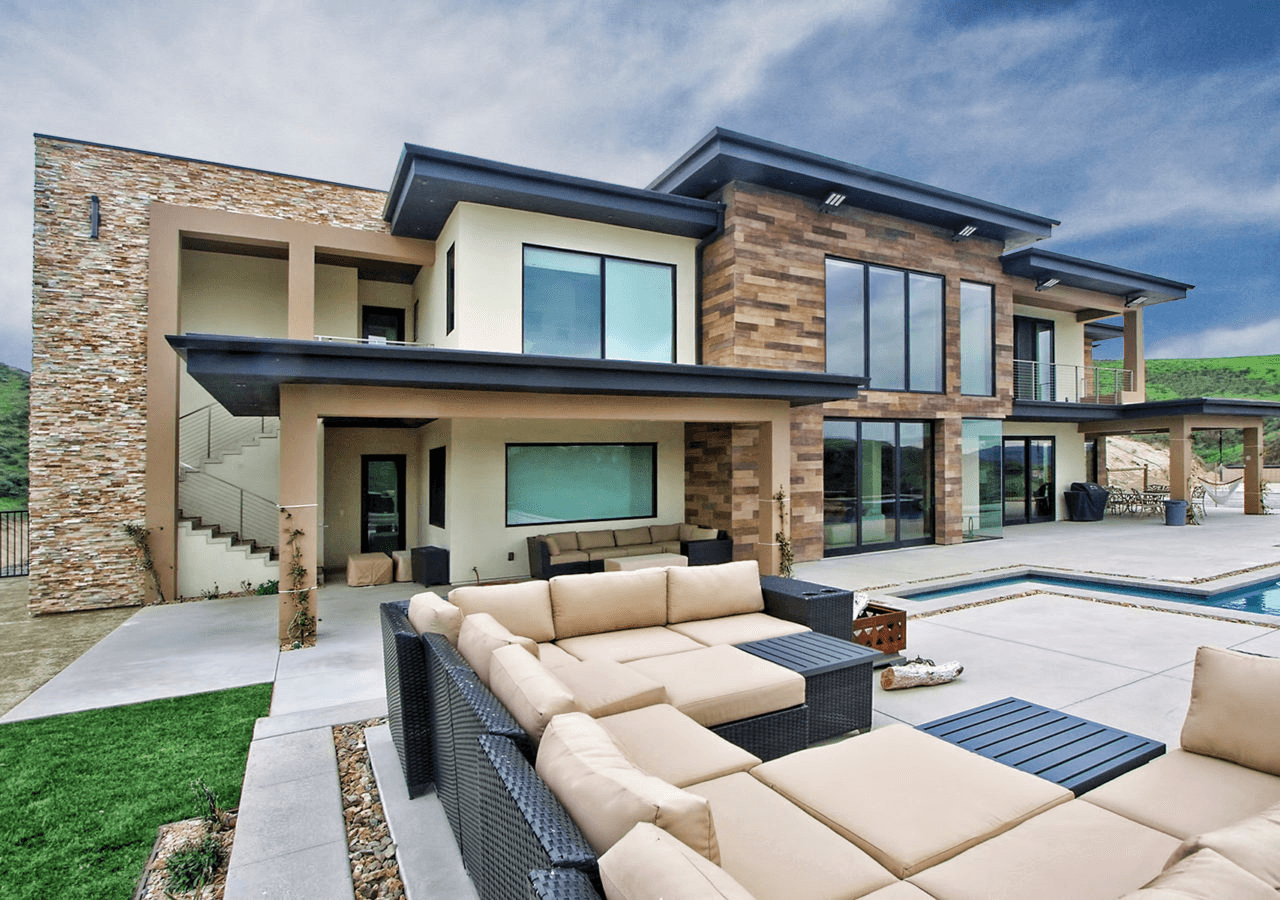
<box><xmin>737</xmin><ymin>631</ymin><xmax>880</xmax><ymax>743</ymax></box>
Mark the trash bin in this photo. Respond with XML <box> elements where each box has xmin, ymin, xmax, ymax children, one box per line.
<box><xmin>410</xmin><ymin>546</ymin><xmax>450</xmax><ymax>586</ymax></box>
<box><xmin>1064</xmin><ymin>482</ymin><xmax>1109</xmax><ymax>521</ymax></box>
<box><xmin>1163</xmin><ymin>500</ymin><xmax>1188</xmax><ymax>526</ymax></box>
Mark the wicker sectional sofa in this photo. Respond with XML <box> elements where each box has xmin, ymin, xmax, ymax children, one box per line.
<box><xmin>525</xmin><ymin>523</ymin><xmax>733</xmax><ymax>579</ymax></box>
<box><xmin>381</xmin><ymin>571</ymin><xmax>1280</xmax><ymax>900</ymax></box>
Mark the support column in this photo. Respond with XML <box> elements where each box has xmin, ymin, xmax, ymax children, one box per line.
<box><xmin>1123</xmin><ymin>308</ymin><xmax>1146</xmax><ymax>402</ymax></box>
<box><xmin>936</xmin><ymin>416</ymin><xmax>964</xmax><ymax>545</ymax></box>
<box><xmin>755</xmin><ymin>414</ymin><xmax>791</xmax><ymax>576</ymax></box>
<box><xmin>278</xmin><ymin>391</ymin><xmax>319</xmax><ymax>646</ymax></box>
<box><xmin>1168</xmin><ymin>419</ymin><xmax>1191</xmax><ymax>502</ymax></box>
<box><xmin>145</xmin><ymin>206</ymin><xmax>181</xmax><ymax>604</ymax></box>
<box><xmin>288</xmin><ymin>241</ymin><xmax>316</xmax><ymax>340</ymax></box>
<box><xmin>1244</xmin><ymin>426</ymin><xmax>1264</xmax><ymax>515</ymax></box>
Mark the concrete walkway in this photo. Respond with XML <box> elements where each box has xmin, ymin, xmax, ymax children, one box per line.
<box><xmin>2</xmin><ymin>502</ymin><xmax>1279</xmax><ymax>899</ymax></box>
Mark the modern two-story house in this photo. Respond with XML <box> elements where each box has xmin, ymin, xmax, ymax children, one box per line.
<box><xmin>29</xmin><ymin>128</ymin><xmax>1274</xmax><ymax>638</ymax></box>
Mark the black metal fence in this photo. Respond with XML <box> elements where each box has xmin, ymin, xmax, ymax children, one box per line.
<box><xmin>1</xmin><ymin>509</ymin><xmax>29</xmax><ymax>577</ymax></box>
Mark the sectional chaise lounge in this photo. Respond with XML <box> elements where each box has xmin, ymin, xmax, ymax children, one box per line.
<box><xmin>381</xmin><ymin>562</ymin><xmax>1280</xmax><ymax>900</ymax></box>
<box><xmin>525</xmin><ymin>523</ymin><xmax>733</xmax><ymax>579</ymax></box>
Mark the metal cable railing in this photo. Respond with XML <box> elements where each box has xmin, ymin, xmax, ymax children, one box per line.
<box><xmin>0</xmin><ymin>509</ymin><xmax>28</xmax><ymax>577</ymax></box>
<box><xmin>178</xmin><ymin>469</ymin><xmax>279</xmax><ymax>553</ymax></box>
<box><xmin>1013</xmin><ymin>360</ymin><xmax>1134</xmax><ymax>404</ymax></box>
<box><xmin>178</xmin><ymin>403</ymin><xmax>278</xmax><ymax>469</ymax></box>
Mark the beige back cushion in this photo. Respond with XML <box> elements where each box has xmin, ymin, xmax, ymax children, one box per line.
<box><xmin>1120</xmin><ymin>848</ymin><xmax>1273</xmax><ymax>899</ymax></box>
<box><xmin>548</xmin><ymin>531</ymin><xmax>580</xmax><ymax>552</ymax></box>
<box><xmin>536</xmin><ymin>712</ymin><xmax>719</xmax><ymax>862</ymax></box>
<box><xmin>549</xmin><ymin>568</ymin><xmax>669</xmax><ymax>639</ymax></box>
<box><xmin>614</xmin><ymin>526</ymin><xmax>652</xmax><ymax>547</ymax></box>
<box><xmin>1180</xmin><ymin>646</ymin><xmax>1280</xmax><ymax>775</ymax></box>
<box><xmin>666</xmin><ymin>561</ymin><xmax>763</xmax><ymax>624</ymax></box>
<box><xmin>457</xmin><ymin>613</ymin><xmax>539</xmax><ymax>686</ymax></box>
<box><xmin>487</xmin><ymin>644</ymin><xmax>581</xmax><ymax>742</ymax></box>
<box><xmin>1166</xmin><ymin>800</ymin><xmax>1280</xmax><ymax>888</ymax></box>
<box><xmin>650</xmin><ymin>524</ymin><xmax>680</xmax><ymax>543</ymax></box>
<box><xmin>599</xmin><ymin>823</ymin><xmax>754</xmax><ymax>900</ymax></box>
<box><xmin>578</xmin><ymin>530</ymin><xmax>617</xmax><ymax>550</ymax></box>
<box><xmin>406</xmin><ymin>591</ymin><xmax>463</xmax><ymax>646</ymax></box>
<box><xmin>449</xmin><ymin>580</ymin><xmax>556</xmax><ymax>643</ymax></box>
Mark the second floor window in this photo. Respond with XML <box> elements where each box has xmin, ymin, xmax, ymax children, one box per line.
<box><xmin>826</xmin><ymin>258</ymin><xmax>943</xmax><ymax>392</ymax></box>
<box><xmin>523</xmin><ymin>246</ymin><xmax>675</xmax><ymax>362</ymax></box>
<box><xmin>960</xmin><ymin>281</ymin><xmax>994</xmax><ymax>396</ymax></box>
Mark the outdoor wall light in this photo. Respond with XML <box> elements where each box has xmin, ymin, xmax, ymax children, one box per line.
<box><xmin>821</xmin><ymin>191</ymin><xmax>847</xmax><ymax>211</ymax></box>
<box><xmin>953</xmin><ymin>223</ymin><xmax>978</xmax><ymax>240</ymax></box>
<box><xmin>89</xmin><ymin>195</ymin><xmax>100</xmax><ymax>239</ymax></box>
<box><xmin>1125</xmin><ymin>294</ymin><xmax>1148</xmax><ymax>307</ymax></box>
<box><xmin>1035</xmin><ymin>276</ymin><xmax>1060</xmax><ymax>291</ymax></box>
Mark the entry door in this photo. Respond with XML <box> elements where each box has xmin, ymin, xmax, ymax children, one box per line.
<box><xmin>1003</xmin><ymin>438</ymin><xmax>1055</xmax><ymax>525</ymax></box>
<box><xmin>361</xmin><ymin>455</ymin><xmax>406</xmax><ymax>553</ymax></box>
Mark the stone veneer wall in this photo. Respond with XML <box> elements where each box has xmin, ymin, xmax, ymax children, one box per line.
<box><xmin>30</xmin><ymin>137</ymin><xmax>389</xmax><ymax>614</ymax></box>
<box><xmin>690</xmin><ymin>181</ymin><xmax>1018</xmax><ymax>559</ymax></box>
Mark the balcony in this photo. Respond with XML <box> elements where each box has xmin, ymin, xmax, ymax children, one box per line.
<box><xmin>1013</xmin><ymin>360</ymin><xmax>1134</xmax><ymax>405</ymax></box>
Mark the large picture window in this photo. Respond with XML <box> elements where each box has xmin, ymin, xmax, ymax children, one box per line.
<box><xmin>826</xmin><ymin>258</ymin><xmax>943</xmax><ymax>392</ymax></box>
<box><xmin>506</xmin><ymin>443</ymin><xmax>657</xmax><ymax>526</ymax></box>
<box><xmin>523</xmin><ymin>246</ymin><xmax>675</xmax><ymax>362</ymax></box>
<box><xmin>960</xmin><ymin>281</ymin><xmax>994</xmax><ymax>396</ymax></box>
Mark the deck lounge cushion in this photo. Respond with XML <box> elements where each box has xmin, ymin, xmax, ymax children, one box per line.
<box><xmin>1083</xmin><ymin>748</ymin><xmax>1280</xmax><ymax>839</ymax></box>
<box><xmin>449</xmin><ymin>580</ymin><xmax>556</xmax><ymax>643</ymax></box>
<box><xmin>666</xmin><ymin>561</ymin><xmax>763</xmax><ymax>624</ymax></box>
<box><xmin>457</xmin><ymin>613</ymin><xmax>539</xmax><ymax>686</ymax></box>
<box><xmin>536</xmin><ymin>712</ymin><xmax>719</xmax><ymax>862</ymax></box>
<box><xmin>1165</xmin><ymin>800</ymin><xmax>1280</xmax><ymax>888</ymax></box>
<box><xmin>1179</xmin><ymin>645</ymin><xmax>1280</xmax><ymax>776</ymax></box>
<box><xmin>689</xmin><ymin>772</ymin><xmax>897</xmax><ymax>900</ymax></box>
<box><xmin>554</xmin><ymin>661</ymin><xmax>668</xmax><ymax>718</ymax></box>
<box><xmin>599</xmin><ymin>704</ymin><xmax>761</xmax><ymax>788</ymax></box>
<box><xmin>1120</xmin><ymin>848</ymin><xmax>1274</xmax><ymax>900</ymax></box>
<box><xmin>625</xmin><ymin>645</ymin><xmax>804</xmax><ymax>728</ymax></box>
<box><xmin>907</xmin><ymin>800</ymin><xmax>1179</xmax><ymax>900</ymax></box>
<box><xmin>667</xmin><ymin>613</ymin><xmax>810</xmax><ymax>646</ymax></box>
<box><xmin>550</xmin><ymin>568</ymin><xmax>669</xmax><ymax>639</ymax></box>
<box><xmin>614</xmin><ymin>526</ymin><xmax>652</xmax><ymax>547</ymax></box>
<box><xmin>752</xmin><ymin>722</ymin><xmax>1071</xmax><ymax>878</ymax></box>
<box><xmin>406</xmin><ymin>591</ymin><xmax>463</xmax><ymax>646</ymax></box>
<box><xmin>598</xmin><ymin>823</ymin><xmax>753</xmax><ymax>900</ymax></box>
<box><xmin>578</xmin><ymin>529</ymin><xmax>616</xmax><ymax>550</ymax></box>
<box><xmin>487</xmin><ymin>643</ymin><xmax>581</xmax><ymax>742</ymax></box>
<box><xmin>556</xmin><ymin>626</ymin><xmax>705</xmax><ymax>664</ymax></box>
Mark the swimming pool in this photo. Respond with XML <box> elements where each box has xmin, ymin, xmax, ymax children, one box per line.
<box><xmin>897</xmin><ymin>573</ymin><xmax>1280</xmax><ymax>617</ymax></box>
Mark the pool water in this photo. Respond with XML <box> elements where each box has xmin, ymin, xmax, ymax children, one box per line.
<box><xmin>900</xmin><ymin>574</ymin><xmax>1280</xmax><ymax>618</ymax></box>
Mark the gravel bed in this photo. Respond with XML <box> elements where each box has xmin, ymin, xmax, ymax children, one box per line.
<box><xmin>335</xmin><ymin>718</ymin><xmax>405</xmax><ymax>899</ymax></box>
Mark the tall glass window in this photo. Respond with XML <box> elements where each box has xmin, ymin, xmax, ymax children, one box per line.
<box><xmin>960</xmin><ymin>282</ymin><xmax>994</xmax><ymax>395</ymax></box>
<box><xmin>506</xmin><ymin>443</ymin><xmax>656</xmax><ymax>526</ymax></box>
<box><xmin>962</xmin><ymin>420</ymin><xmax>1003</xmax><ymax>541</ymax></box>
<box><xmin>523</xmin><ymin>246</ymin><xmax>674</xmax><ymax>362</ymax></box>
<box><xmin>823</xmin><ymin>419</ymin><xmax>934</xmax><ymax>555</ymax></box>
<box><xmin>1002</xmin><ymin>436</ymin><xmax>1055</xmax><ymax>525</ymax></box>
<box><xmin>825</xmin><ymin>258</ymin><xmax>943</xmax><ymax>392</ymax></box>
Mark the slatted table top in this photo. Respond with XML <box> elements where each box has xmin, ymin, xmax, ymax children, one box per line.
<box><xmin>918</xmin><ymin>697</ymin><xmax>1165</xmax><ymax>795</ymax></box>
<box><xmin>738</xmin><ymin>630</ymin><xmax>882</xmax><ymax>675</ymax></box>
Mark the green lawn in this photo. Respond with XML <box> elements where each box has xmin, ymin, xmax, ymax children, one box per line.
<box><xmin>0</xmin><ymin>683</ymin><xmax>272</xmax><ymax>899</ymax></box>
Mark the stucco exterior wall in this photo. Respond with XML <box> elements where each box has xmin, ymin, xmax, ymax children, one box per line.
<box><xmin>321</xmin><ymin>427</ymin><xmax>423</xmax><ymax>571</ymax></box>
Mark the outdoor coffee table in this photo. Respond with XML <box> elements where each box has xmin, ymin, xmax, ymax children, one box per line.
<box><xmin>918</xmin><ymin>697</ymin><xmax>1165</xmax><ymax>795</ymax></box>
<box><xmin>737</xmin><ymin>631</ymin><xmax>880</xmax><ymax>742</ymax></box>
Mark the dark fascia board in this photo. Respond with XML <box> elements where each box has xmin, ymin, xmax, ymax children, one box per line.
<box><xmin>647</xmin><ymin>127</ymin><xmax>1059</xmax><ymax>247</ymax></box>
<box><xmin>167</xmin><ymin>334</ymin><xmax>865</xmax><ymax>417</ymax></box>
<box><xmin>1085</xmin><ymin>321</ymin><xmax>1124</xmax><ymax>343</ymax></box>
<box><xmin>382</xmin><ymin>143</ymin><xmax>723</xmax><ymax>241</ymax></box>
<box><xmin>1002</xmin><ymin>248</ymin><xmax>1193</xmax><ymax>304</ymax></box>
<box><xmin>1010</xmin><ymin>396</ymin><xmax>1280</xmax><ymax>423</ymax></box>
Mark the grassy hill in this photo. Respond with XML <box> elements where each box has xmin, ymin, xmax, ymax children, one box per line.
<box><xmin>0</xmin><ymin>364</ymin><xmax>28</xmax><ymax>510</ymax></box>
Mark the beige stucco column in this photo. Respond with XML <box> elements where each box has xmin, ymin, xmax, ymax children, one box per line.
<box><xmin>755</xmin><ymin>414</ymin><xmax>792</xmax><ymax>576</ymax></box>
<box><xmin>277</xmin><ymin>388</ymin><xmax>319</xmax><ymax>644</ymax></box>
<box><xmin>1123</xmin><ymin>308</ymin><xmax>1146</xmax><ymax>402</ymax></box>
<box><xmin>1168</xmin><ymin>419</ymin><xmax>1191</xmax><ymax>502</ymax></box>
<box><xmin>288</xmin><ymin>241</ymin><xmax>316</xmax><ymax>340</ymax></box>
<box><xmin>1243</xmin><ymin>426</ymin><xmax>1265</xmax><ymax>515</ymax></box>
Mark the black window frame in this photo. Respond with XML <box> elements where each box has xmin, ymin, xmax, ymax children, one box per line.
<box><xmin>521</xmin><ymin>244</ymin><xmax>677</xmax><ymax>363</ymax></box>
<box><xmin>824</xmin><ymin>256</ymin><xmax>945</xmax><ymax>394</ymax></box>
<box><xmin>960</xmin><ymin>280</ymin><xmax>996</xmax><ymax>397</ymax></box>
<box><xmin>1002</xmin><ymin>435</ymin><xmax>1056</xmax><ymax>525</ymax></box>
<box><xmin>428</xmin><ymin>445</ymin><xmax>446</xmax><ymax>529</ymax></box>
<box><xmin>445</xmin><ymin>244</ymin><xmax>455</xmax><ymax>336</ymax></box>
<box><xmin>1013</xmin><ymin>315</ymin><xmax>1056</xmax><ymax>400</ymax></box>
<box><xmin>504</xmin><ymin>441</ymin><xmax>658</xmax><ymax>527</ymax></box>
<box><xmin>360</xmin><ymin>453</ymin><xmax>407</xmax><ymax>553</ymax></box>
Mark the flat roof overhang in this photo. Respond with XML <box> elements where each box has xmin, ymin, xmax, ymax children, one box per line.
<box><xmin>382</xmin><ymin>144</ymin><xmax>723</xmax><ymax>241</ymax></box>
<box><xmin>1011</xmin><ymin>396</ymin><xmax>1280</xmax><ymax>427</ymax></box>
<box><xmin>168</xmin><ymin>334</ymin><xmax>866</xmax><ymax>417</ymax></box>
<box><xmin>648</xmin><ymin>128</ymin><xmax>1059</xmax><ymax>248</ymax></box>
<box><xmin>1002</xmin><ymin>248</ymin><xmax>1193</xmax><ymax>310</ymax></box>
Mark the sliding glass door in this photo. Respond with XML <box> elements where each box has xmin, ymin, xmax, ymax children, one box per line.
<box><xmin>824</xmin><ymin>420</ymin><xmax>934</xmax><ymax>555</ymax></box>
<box><xmin>1003</xmin><ymin>437</ymin><xmax>1055</xmax><ymax>525</ymax></box>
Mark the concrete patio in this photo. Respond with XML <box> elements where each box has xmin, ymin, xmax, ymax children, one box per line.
<box><xmin>3</xmin><ymin>498</ymin><xmax>1279</xmax><ymax>899</ymax></box>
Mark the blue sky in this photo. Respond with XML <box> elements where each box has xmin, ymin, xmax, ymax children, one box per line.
<box><xmin>0</xmin><ymin>0</ymin><xmax>1277</xmax><ymax>370</ymax></box>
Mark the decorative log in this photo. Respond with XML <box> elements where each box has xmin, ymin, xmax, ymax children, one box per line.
<box><xmin>880</xmin><ymin>660</ymin><xmax>964</xmax><ymax>691</ymax></box>
<box><xmin>853</xmin><ymin>590</ymin><xmax>871</xmax><ymax>619</ymax></box>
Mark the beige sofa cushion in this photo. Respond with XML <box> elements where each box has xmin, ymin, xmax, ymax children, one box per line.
<box><xmin>625</xmin><ymin>645</ymin><xmax>804</xmax><ymax>728</ymax></box>
<box><xmin>600</xmin><ymin>704</ymin><xmax>761</xmax><ymax>788</ymax></box>
<box><xmin>614</xmin><ymin>526</ymin><xmax>652</xmax><ymax>547</ymax></box>
<box><xmin>650</xmin><ymin>524</ymin><xmax>680</xmax><ymax>543</ymax></box>
<box><xmin>667</xmin><ymin>613</ymin><xmax>809</xmax><ymax>646</ymax></box>
<box><xmin>679</xmin><ymin>524</ymin><xmax>719</xmax><ymax>541</ymax></box>
<box><xmin>536</xmin><ymin>642</ymin><xmax>583</xmax><ymax>670</ymax></box>
<box><xmin>1180</xmin><ymin>645</ymin><xmax>1280</xmax><ymax>776</ymax></box>
<box><xmin>1083</xmin><ymin>748</ymin><xmax>1280</xmax><ymax>839</ymax></box>
<box><xmin>1166</xmin><ymin>800</ymin><xmax>1280</xmax><ymax>888</ymax></box>
<box><xmin>1121</xmin><ymin>848</ymin><xmax>1274</xmax><ymax>900</ymax></box>
<box><xmin>457</xmin><ymin>613</ymin><xmax>539</xmax><ymax>686</ymax></box>
<box><xmin>536</xmin><ymin>712</ymin><xmax>719</xmax><ymax>862</ymax></box>
<box><xmin>406</xmin><ymin>591</ymin><xmax>463</xmax><ymax>645</ymax></box>
<box><xmin>449</xmin><ymin>580</ymin><xmax>556</xmax><ymax>643</ymax></box>
<box><xmin>907</xmin><ymin>800</ymin><xmax>1179</xmax><ymax>900</ymax></box>
<box><xmin>857</xmin><ymin>886</ymin><xmax>936</xmax><ymax>900</ymax></box>
<box><xmin>578</xmin><ymin>529</ymin><xmax>616</xmax><ymax>550</ymax></box>
<box><xmin>667</xmin><ymin>561</ymin><xmax>763</xmax><ymax>624</ymax></box>
<box><xmin>598</xmin><ymin>823</ymin><xmax>753</xmax><ymax>900</ymax></box>
<box><xmin>550</xmin><ymin>568</ymin><xmax>670</xmax><ymax>639</ymax></box>
<box><xmin>587</xmin><ymin>546</ymin><xmax>632</xmax><ymax>562</ymax></box>
<box><xmin>487</xmin><ymin>643</ymin><xmax>580</xmax><ymax>742</ymax></box>
<box><xmin>752</xmin><ymin>723</ymin><xmax>1071</xmax><ymax>878</ymax></box>
<box><xmin>556</xmin><ymin>626</ymin><xmax>705</xmax><ymax>664</ymax></box>
<box><xmin>547</xmin><ymin>530</ymin><xmax>580</xmax><ymax>552</ymax></box>
<box><xmin>555</xmin><ymin>661</ymin><xmax>668</xmax><ymax>718</ymax></box>
<box><xmin>690</xmin><ymin>772</ymin><xmax>897</xmax><ymax>900</ymax></box>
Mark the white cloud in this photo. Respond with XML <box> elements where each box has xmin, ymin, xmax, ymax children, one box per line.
<box><xmin>1149</xmin><ymin>316</ymin><xmax>1280</xmax><ymax>360</ymax></box>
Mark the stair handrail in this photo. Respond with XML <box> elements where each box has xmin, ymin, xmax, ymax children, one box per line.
<box><xmin>178</xmin><ymin>464</ymin><xmax>279</xmax><ymax>552</ymax></box>
<box><xmin>178</xmin><ymin>403</ymin><xmax>279</xmax><ymax>470</ymax></box>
